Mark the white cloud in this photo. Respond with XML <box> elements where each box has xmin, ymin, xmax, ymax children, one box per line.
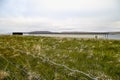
<box><xmin>0</xmin><ymin>0</ymin><xmax>119</xmax><ymax>33</ymax></box>
<box><xmin>0</xmin><ymin>16</ymin><xmax>119</xmax><ymax>33</ymax></box>
<box><xmin>110</xmin><ymin>21</ymin><xmax>120</xmax><ymax>29</ymax></box>
<box><xmin>41</xmin><ymin>0</ymin><xmax>117</xmax><ymax>12</ymax></box>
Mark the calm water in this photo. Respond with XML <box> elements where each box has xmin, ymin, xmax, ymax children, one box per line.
<box><xmin>27</xmin><ymin>34</ymin><xmax>120</xmax><ymax>40</ymax></box>
<box><xmin>108</xmin><ymin>34</ymin><xmax>120</xmax><ymax>40</ymax></box>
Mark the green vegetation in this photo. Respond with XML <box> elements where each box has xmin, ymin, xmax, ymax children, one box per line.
<box><xmin>0</xmin><ymin>35</ymin><xmax>120</xmax><ymax>80</ymax></box>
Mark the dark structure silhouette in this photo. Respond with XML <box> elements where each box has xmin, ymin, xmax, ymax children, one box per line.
<box><xmin>12</xmin><ymin>32</ymin><xmax>23</xmax><ymax>35</ymax></box>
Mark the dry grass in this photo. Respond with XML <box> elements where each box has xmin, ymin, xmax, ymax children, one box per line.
<box><xmin>0</xmin><ymin>70</ymin><xmax>9</xmax><ymax>80</ymax></box>
<box><xmin>0</xmin><ymin>35</ymin><xmax>120</xmax><ymax>80</ymax></box>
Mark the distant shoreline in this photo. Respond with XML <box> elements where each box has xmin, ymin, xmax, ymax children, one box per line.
<box><xmin>23</xmin><ymin>33</ymin><xmax>120</xmax><ymax>40</ymax></box>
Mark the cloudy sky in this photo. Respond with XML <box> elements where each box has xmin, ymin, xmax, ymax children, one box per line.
<box><xmin>0</xmin><ymin>0</ymin><xmax>120</xmax><ymax>33</ymax></box>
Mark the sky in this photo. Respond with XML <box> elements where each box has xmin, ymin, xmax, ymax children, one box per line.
<box><xmin>0</xmin><ymin>0</ymin><xmax>120</xmax><ymax>33</ymax></box>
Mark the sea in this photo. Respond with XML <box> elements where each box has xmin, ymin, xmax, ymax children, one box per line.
<box><xmin>26</xmin><ymin>34</ymin><xmax>120</xmax><ymax>40</ymax></box>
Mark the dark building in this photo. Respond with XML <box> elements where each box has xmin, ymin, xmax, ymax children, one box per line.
<box><xmin>12</xmin><ymin>32</ymin><xmax>23</xmax><ymax>35</ymax></box>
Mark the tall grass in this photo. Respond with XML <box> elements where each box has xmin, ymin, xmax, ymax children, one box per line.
<box><xmin>0</xmin><ymin>35</ymin><xmax>120</xmax><ymax>80</ymax></box>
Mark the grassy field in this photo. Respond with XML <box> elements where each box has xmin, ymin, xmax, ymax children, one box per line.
<box><xmin>0</xmin><ymin>35</ymin><xmax>120</xmax><ymax>80</ymax></box>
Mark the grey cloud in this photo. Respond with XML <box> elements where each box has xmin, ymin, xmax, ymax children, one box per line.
<box><xmin>0</xmin><ymin>0</ymin><xmax>120</xmax><ymax>33</ymax></box>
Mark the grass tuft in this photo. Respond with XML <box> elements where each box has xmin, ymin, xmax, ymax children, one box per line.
<box><xmin>0</xmin><ymin>35</ymin><xmax>120</xmax><ymax>80</ymax></box>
